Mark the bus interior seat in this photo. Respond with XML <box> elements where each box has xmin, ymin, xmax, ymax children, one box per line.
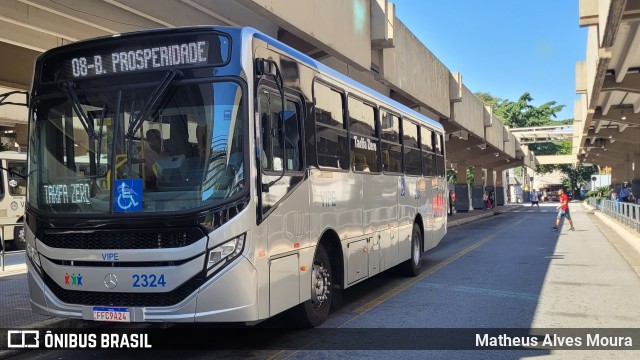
<box><xmin>353</xmin><ymin>153</ymin><xmax>369</xmax><ymax>172</ymax></box>
<box><xmin>163</xmin><ymin>116</ymin><xmax>196</xmax><ymax>158</ymax></box>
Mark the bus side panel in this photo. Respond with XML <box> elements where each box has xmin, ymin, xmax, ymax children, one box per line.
<box><xmin>363</xmin><ymin>173</ymin><xmax>398</xmax><ymax>271</ymax></box>
<box><xmin>310</xmin><ymin>169</ymin><xmax>363</xmax><ymax>289</ymax></box>
<box><xmin>264</xmin><ymin>179</ymin><xmax>311</xmax><ymax>316</ymax></box>
<box><xmin>309</xmin><ymin>170</ymin><xmax>363</xmax><ymax>242</ymax></box>
<box><xmin>431</xmin><ymin>178</ymin><xmax>447</xmax><ymax>249</ymax></box>
<box><xmin>398</xmin><ymin>176</ymin><xmax>418</xmax><ymax>262</ymax></box>
<box><xmin>265</xmin><ymin>180</ymin><xmax>310</xmax><ymax>256</ymax></box>
<box><xmin>417</xmin><ymin>177</ymin><xmax>432</xmax><ymax>252</ymax></box>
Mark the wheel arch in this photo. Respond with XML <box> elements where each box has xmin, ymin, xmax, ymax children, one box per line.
<box><xmin>316</xmin><ymin>228</ymin><xmax>344</xmax><ymax>290</ymax></box>
<box><xmin>414</xmin><ymin>213</ymin><xmax>424</xmax><ymax>252</ymax></box>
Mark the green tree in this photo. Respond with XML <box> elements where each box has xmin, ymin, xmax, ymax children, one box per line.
<box><xmin>446</xmin><ymin>169</ymin><xmax>456</xmax><ymax>184</ymax></box>
<box><xmin>529</xmin><ymin>141</ymin><xmax>572</xmax><ymax>174</ymax></box>
<box><xmin>495</xmin><ymin>93</ymin><xmax>564</xmax><ymax>128</ymax></box>
<box><xmin>559</xmin><ymin>164</ymin><xmax>598</xmax><ymax>196</ymax></box>
<box><xmin>475</xmin><ymin>92</ymin><xmax>502</xmax><ymax>111</ymax></box>
<box><xmin>475</xmin><ymin>91</ymin><xmax>566</xmax><ymax>127</ymax></box>
<box><xmin>446</xmin><ymin>167</ymin><xmax>475</xmax><ymax>185</ymax></box>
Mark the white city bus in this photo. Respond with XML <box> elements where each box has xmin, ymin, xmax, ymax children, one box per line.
<box><xmin>0</xmin><ymin>151</ymin><xmax>27</xmax><ymax>250</ymax></box>
<box><xmin>25</xmin><ymin>27</ymin><xmax>447</xmax><ymax>326</ymax></box>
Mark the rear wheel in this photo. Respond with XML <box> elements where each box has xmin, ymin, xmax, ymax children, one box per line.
<box><xmin>291</xmin><ymin>242</ymin><xmax>333</xmax><ymax>327</ymax></box>
<box><xmin>401</xmin><ymin>223</ymin><xmax>422</xmax><ymax>277</ymax></box>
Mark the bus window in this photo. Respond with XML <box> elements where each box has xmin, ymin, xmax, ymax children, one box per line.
<box><xmin>402</xmin><ymin>119</ymin><xmax>421</xmax><ymax>176</ymax></box>
<box><xmin>380</xmin><ymin>110</ymin><xmax>402</xmax><ymax>173</ymax></box>
<box><xmin>283</xmin><ymin>101</ymin><xmax>303</xmax><ymax>172</ymax></box>
<box><xmin>348</xmin><ymin>97</ymin><xmax>379</xmax><ymax>172</ymax></box>
<box><xmin>421</xmin><ymin>126</ymin><xmax>434</xmax><ymax>177</ymax></box>
<box><xmin>259</xmin><ymin>90</ymin><xmax>302</xmax><ymax>173</ymax></box>
<box><xmin>434</xmin><ymin>133</ymin><xmax>445</xmax><ymax>176</ymax></box>
<box><xmin>314</xmin><ymin>82</ymin><xmax>348</xmax><ymax>170</ymax></box>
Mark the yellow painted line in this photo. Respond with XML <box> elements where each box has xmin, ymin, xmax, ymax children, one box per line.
<box><xmin>266</xmin><ymin>233</ymin><xmax>498</xmax><ymax>360</ymax></box>
<box><xmin>352</xmin><ymin>234</ymin><xmax>496</xmax><ymax>316</ymax></box>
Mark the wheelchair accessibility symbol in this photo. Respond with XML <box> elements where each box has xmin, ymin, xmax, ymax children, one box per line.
<box><xmin>113</xmin><ymin>179</ymin><xmax>142</xmax><ymax>212</ymax></box>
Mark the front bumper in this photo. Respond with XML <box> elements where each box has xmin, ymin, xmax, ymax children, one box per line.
<box><xmin>28</xmin><ymin>256</ymin><xmax>259</xmax><ymax>323</ymax></box>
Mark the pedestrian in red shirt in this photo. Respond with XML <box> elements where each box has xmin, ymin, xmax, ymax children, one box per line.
<box><xmin>553</xmin><ymin>189</ymin><xmax>575</xmax><ymax>231</ymax></box>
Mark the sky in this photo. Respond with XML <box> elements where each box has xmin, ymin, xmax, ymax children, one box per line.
<box><xmin>392</xmin><ymin>0</ymin><xmax>587</xmax><ymax>121</ymax></box>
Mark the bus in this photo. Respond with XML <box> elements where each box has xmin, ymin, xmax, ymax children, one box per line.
<box><xmin>0</xmin><ymin>151</ymin><xmax>27</xmax><ymax>250</ymax></box>
<box><xmin>25</xmin><ymin>27</ymin><xmax>447</xmax><ymax>326</ymax></box>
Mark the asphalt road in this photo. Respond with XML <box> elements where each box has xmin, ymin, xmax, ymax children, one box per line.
<box><xmin>6</xmin><ymin>203</ymin><xmax>640</xmax><ymax>359</ymax></box>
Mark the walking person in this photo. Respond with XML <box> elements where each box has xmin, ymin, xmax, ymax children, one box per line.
<box><xmin>530</xmin><ymin>189</ymin><xmax>540</xmax><ymax>210</ymax></box>
<box><xmin>553</xmin><ymin>189</ymin><xmax>575</xmax><ymax>231</ymax></box>
<box><xmin>482</xmin><ymin>191</ymin><xmax>489</xmax><ymax>210</ymax></box>
<box><xmin>619</xmin><ymin>184</ymin><xmax>630</xmax><ymax>202</ymax></box>
<box><xmin>448</xmin><ymin>190</ymin><xmax>456</xmax><ymax>216</ymax></box>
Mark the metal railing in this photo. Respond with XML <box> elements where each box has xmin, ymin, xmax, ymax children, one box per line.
<box><xmin>589</xmin><ymin>198</ymin><xmax>640</xmax><ymax>233</ymax></box>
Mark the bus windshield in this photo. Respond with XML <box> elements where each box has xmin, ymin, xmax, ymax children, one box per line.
<box><xmin>28</xmin><ymin>81</ymin><xmax>245</xmax><ymax>214</ymax></box>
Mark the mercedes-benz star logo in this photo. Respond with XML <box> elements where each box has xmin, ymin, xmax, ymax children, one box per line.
<box><xmin>104</xmin><ymin>273</ymin><xmax>118</xmax><ymax>289</ymax></box>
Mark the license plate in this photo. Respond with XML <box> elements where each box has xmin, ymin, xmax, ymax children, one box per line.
<box><xmin>92</xmin><ymin>307</ymin><xmax>130</xmax><ymax>322</ymax></box>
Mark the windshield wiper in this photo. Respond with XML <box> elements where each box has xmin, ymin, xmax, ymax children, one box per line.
<box><xmin>60</xmin><ymin>81</ymin><xmax>98</xmax><ymax>140</ymax></box>
<box><xmin>60</xmin><ymin>81</ymin><xmax>108</xmax><ymax>178</ymax></box>
<box><xmin>0</xmin><ymin>166</ymin><xmax>27</xmax><ymax>180</ymax></box>
<box><xmin>95</xmin><ymin>104</ymin><xmax>106</xmax><ymax>174</ymax></box>
<box><xmin>126</xmin><ymin>69</ymin><xmax>182</xmax><ymax>139</ymax></box>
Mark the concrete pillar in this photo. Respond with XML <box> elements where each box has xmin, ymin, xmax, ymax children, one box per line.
<box><xmin>471</xmin><ymin>166</ymin><xmax>485</xmax><ymax>210</ymax></box>
<box><xmin>495</xmin><ymin>170</ymin><xmax>505</xmax><ymax>206</ymax></box>
<box><xmin>485</xmin><ymin>168</ymin><xmax>496</xmax><ymax>208</ymax></box>
<box><xmin>624</xmin><ymin>158</ymin><xmax>633</xmax><ymax>183</ymax></box>
<box><xmin>454</xmin><ymin>164</ymin><xmax>470</xmax><ymax>212</ymax></box>
<box><xmin>522</xmin><ymin>167</ymin><xmax>530</xmax><ymax>204</ymax></box>
<box><xmin>611</xmin><ymin>166</ymin><xmax>623</xmax><ymax>194</ymax></box>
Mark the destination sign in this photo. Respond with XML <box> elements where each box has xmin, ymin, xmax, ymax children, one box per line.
<box><xmin>43</xmin><ymin>183</ymin><xmax>91</xmax><ymax>205</ymax></box>
<box><xmin>66</xmin><ymin>41</ymin><xmax>210</xmax><ymax>78</ymax></box>
<box><xmin>39</xmin><ymin>32</ymin><xmax>231</xmax><ymax>81</ymax></box>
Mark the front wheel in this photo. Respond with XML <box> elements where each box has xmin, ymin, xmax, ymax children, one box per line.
<box><xmin>401</xmin><ymin>223</ymin><xmax>422</xmax><ymax>277</ymax></box>
<box><xmin>13</xmin><ymin>227</ymin><xmax>26</xmax><ymax>251</ymax></box>
<box><xmin>291</xmin><ymin>242</ymin><xmax>333</xmax><ymax>327</ymax></box>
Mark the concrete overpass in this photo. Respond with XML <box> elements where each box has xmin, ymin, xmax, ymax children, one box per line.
<box><xmin>575</xmin><ymin>0</ymin><xmax>640</xmax><ymax>196</ymax></box>
<box><xmin>0</xmin><ymin>0</ymin><xmax>538</xmax><ymax>208</ymax></box>
<box><xmin>511</xmin><ymin>125</ymin><xmax>574</xmax><ymax>144</ymax></box>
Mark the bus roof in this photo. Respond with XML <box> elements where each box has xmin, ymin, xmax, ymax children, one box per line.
<box><xmin>36</xmin><ymin>25</ymin><xmax>444</xmax><ymax>132</ymax></box>
<box><xmin>247</xmin><ymin>28</ymin><xmax>444</xmax><ymax>131</ymax></box>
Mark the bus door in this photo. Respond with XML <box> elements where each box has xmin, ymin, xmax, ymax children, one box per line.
<box><xmin>257</xmin><ymin>86</ymin><xmax>309</xmax><ymax>315</ymax></box>
<box><xmin>0</xmin><ymin>157</ymin><xmax>27</xmax><ymax>247</ymax></box>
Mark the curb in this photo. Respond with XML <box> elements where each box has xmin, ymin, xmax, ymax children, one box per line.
<box><xmin>0</xmin><ymin>264</ymin><xmax>27</xmax><ymax>278</ymax></box>
<box><xmin>583</xmin><ymin>203</ymin><xmax>640</xmax><ymax>256</ymax></box>
<box><xmin>448</xmin><ymin>210</ymin><xmax>502</xmax><ymax>228</ymax></box>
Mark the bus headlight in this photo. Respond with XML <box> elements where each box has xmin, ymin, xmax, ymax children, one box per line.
<box><xmin>207</xmin><ymin>233</ymin><xmax>245</xmax><ymax>272</ymax></box>
<box><xmin>26</xmin><ymin>243</ymin><xmax>42</xmax><ymax>271</ymax></box>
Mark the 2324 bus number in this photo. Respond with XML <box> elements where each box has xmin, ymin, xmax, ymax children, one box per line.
<box><xmin>132</xmin><ymin>274</ymin><xmax>166</xmax><ymax>288</ymax></box>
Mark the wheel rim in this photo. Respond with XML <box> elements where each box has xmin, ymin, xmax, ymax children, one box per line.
<box><xmin>412</xmin><ymin>232</ymin><xmax>420</xmax><ymax>264</ymax></box>
<box><xmin>311</xmin><ymin>260</ymin><xmax>330</xmax><ymax>309</ymax></box>
<box><xmin>18</xmin><ymin>228</ymin><xmax>25</xmax><ymax>246</ymax></box>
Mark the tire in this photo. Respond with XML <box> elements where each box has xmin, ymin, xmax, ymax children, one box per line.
<box><xmin>290</xmin><ymin>242</ymin><xmax>333</xmax><ymax>328</ymax></box>
<box><xmin>11</xmin><ymin>227</ymin><xmax>26</xmax><ymax>251</ymax></box>
<box><xmin>401</xmin><ymin>223</ymin><xmax>422</xmax><ymax>277</ymax></box>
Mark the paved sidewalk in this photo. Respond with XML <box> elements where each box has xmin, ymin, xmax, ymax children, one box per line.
<box><xmin>524</xmin><ymin>203</ymin><xmax>640</xmax><ymax>359</ymax></box>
